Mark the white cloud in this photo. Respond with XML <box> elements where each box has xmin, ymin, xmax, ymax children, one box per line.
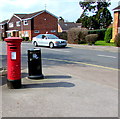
<box><xmin>0</xmin><ymin>0</ymin><xmax>120</xmax><ymax>22</ymax></box>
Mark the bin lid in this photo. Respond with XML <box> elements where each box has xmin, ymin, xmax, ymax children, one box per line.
<box><xmin>28</xmin><ymin>48</ymin><xmax>41</xmax><ymax>51</ymax></box>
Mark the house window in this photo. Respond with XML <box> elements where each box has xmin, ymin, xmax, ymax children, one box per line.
<box><xmin>24</xmin><ymin>20</ymin><xmax>28</xmax><ymax>25</ymax></box>
<box><xmin>51</xmin><ymin>30</ymin><xmax>56</xmax><ymax>33</ymax></box>
<box><xmin>34</xmin><ymin>30</ymin><xmax>40</xmax><ymax>33</ymax></box>
<box><xmin>24</xmin><ymin>31</ymin><xmax>29</xmax><ymax>37</ymax></box>
<box><xmin>16</xmin><ymin>21</ymin><xmax>21</xmax><ymax>26</ymax></box>
<box><xmin>1</xmin><ymin>25</ymin><xmax>4</xmax><ymax>29</ymax></box>
<box><xmin>7</xmin><ymin>32</ymin><xmax>11</xmax><ymax>37</ymax></box>
<box><xmin>9</xmin><ymin>22</ymin><xmax>14</xmax><ymax>28</ymax></box>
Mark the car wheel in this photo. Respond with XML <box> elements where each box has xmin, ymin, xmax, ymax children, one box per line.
<box><xmin>34</xmin><ymin>42</ymin><xmax>38</xmax><ymax>47</ymax></box>
<box><xmin>49</xmin><ymin>42</ymin><xmax>54</xmax><ymax>48</ymax></box>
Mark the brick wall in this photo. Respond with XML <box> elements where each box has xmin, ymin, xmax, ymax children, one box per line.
<box><xmin>0</xmin><ymin>23</ymin><xmax>8</xmax><ymax>39</ymax></box>
<box><xmin>31</xmin><ymin>11</ymin><xmax>58</xmax><ymax>38</ymax></box>
<box><xmin>4</xmin><ymin>11</ymin><xmax>58</xmax><ymax>40</ymax></box>
<box><xmin>7</xmin><ymin>17</ymin><xmax>21</xmax><ymax>31</ymax></box>
<box><xmin>113</xmin><ymin>11</ymin><xmax>119</xmax><ymax>40</ymax></box>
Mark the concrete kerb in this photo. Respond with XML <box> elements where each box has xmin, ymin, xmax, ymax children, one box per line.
<box><xmin>67</xmin><ymin>43</ymin><xmax>119</xmax><ymax>52</ymax></box>
<box><xmin>21</xmin><ymin>41</ymin><xmax>119</xmax><ymax>52</ymax></box>
<box><xmin>20</xmin><ymin>41</ymin><xmax>119</xmax><ymax>52</ymax></box>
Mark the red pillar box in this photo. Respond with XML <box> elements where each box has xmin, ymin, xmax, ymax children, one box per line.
<box><xmin>5</xmin><ymin>37</ymin><xmax>22</xmax><ymax>89</ymax></box>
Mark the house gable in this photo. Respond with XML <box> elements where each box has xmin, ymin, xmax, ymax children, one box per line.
<box><xmin>113</xmin><ymin>5</ymin><xmax>120</xmax><ymax>12</ymax></box>
<box><xmin>7</xmin><ymin>15</ymin><xmax>21</xmax><ymax>31</ymax></box>
<box><xmin>0</xmin><ymin>20</ymin><xmax>8</xmax><ymax>39</ymax></box>
<box><xmin>14</xmin><ymin>10</ymin><xmax>58</xmax><ymax>21</ymax></box>
<box><xmin>0</xmin><ymin>10</ymin><xmax>58</xmax><ymax>40</ymax></box>
<box><xmin>32</xmin><ymin>11</ymin><xmax>58</xmax><ymax>37</ymax></box>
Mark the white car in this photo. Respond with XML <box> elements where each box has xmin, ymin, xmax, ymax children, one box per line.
<box><xmin>32</xmin><ymin>34</ymin><xmax>67</xmax><ymax>48</ymax></box>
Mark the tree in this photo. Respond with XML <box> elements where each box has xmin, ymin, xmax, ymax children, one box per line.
<box><xmin>77</xmin><ymin>1</ymin><xmax>112</xmax><ymax>29</ymax></box>
<box><xmin>95</xmin><ymin>7</ymin><xmax>112</xmax><ymax>29</ymax></box>
<box><xmin>76</xmin><ymin>11</ymin><xmax>90</xmax><ymax>28</ymax></box>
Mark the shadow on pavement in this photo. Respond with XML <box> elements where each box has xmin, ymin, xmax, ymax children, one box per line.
<box><xmin>22</xmin><ymin>73</ymin><xmax>28</xmax><ymax>78</ymax></box>
<box><xmin>22</xmin><ymin>73</ymin><xmax>72</xmax><ymax>79</ymax></box>
<box><xmin>22</xmin><ymin>82</ymin><xmax>75</xmax><ymax>89</ymax></box>
<box><xmin>45</xmin><ymin>75</ymin><xmax>72</xmax><ymax>79</ymax></box>
<box><xmin>0</xmin><ymin>75</ymin><xmax>7</xmax><ymax>86</ymax></box>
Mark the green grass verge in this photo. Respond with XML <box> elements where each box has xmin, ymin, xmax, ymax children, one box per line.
<box><xmin>95</xmin><ymin>41</ymin><xmax>115</xmax><ymax>46</ymax></box>
<box><xmin>79</xmin><ymin>40</ymin><xmax>115</xmax><ymax>46</ymax></box>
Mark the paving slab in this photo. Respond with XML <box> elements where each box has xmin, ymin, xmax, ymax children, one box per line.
<box><xmin>1</xmin><ymin>64</ymin><xmax>118</xmax><ymax>117</ymax></box>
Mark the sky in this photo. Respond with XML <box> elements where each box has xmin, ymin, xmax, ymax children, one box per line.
<box><xmin>0</xmin><ymin>0</ymin><xmax>120</xmax><ymax>22</ymax></box>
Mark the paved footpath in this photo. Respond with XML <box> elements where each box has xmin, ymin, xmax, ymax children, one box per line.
<box><xmin>1</xmin><ymin>63</ymin><xmax>118</xmax><ymax>117</ymax></box>
<box><xmin>0</xmin><ymin>42</ymin><xmax>119</xmax><ymax>117</ymax></box>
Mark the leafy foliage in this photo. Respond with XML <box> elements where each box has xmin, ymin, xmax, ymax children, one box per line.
<box><xmin>58</xmin><ymin>32</ymin><xmax>67</xmax><ymax>40</ymax></box>
<box><xmin>67</xmin><ymin>28</ymin><xmax>88</xmax><ymax>44</ymax></box>
<box><xmin>85</xmin><ymin>34</ymin><xmax>98</xmax><ymax>45</ymax></box>
<box><xmin>104</xmin><ymin>27</ymin><xmax>112</xmax><ymax>43</ymax></box>
<box><xmin>77</xmin><ymin>1</ymin><xmax>112</xmax><ymax>29</ymax></box>
<box><xmin>88</xmin><ymin>29</ymin><xmax>106</xmax><ymax>40</ymax></box>
<box><xmin>22</xmin><ymin>37</ymin><xmax>29</xmax><ymax>41</ymax></box>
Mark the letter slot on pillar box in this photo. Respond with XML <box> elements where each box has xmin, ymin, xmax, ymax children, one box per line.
<box><xmin>28</xmin><ymin>49</ymin><xmax>44</xmax><ymax>79</ymax></box>
<box><xmin>5</xmin><ymin>37</ymin><xmax>22</xmax><ymax>89</ymax></box>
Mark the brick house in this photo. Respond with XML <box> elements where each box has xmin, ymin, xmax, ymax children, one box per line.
<box><xmin>112</xmin><ymin>5</ymin><xmax>120</xmax><ymax>40</ymax></box>
<box><xmin>0</xmin><ymin>20</ymin><xmax>8</xmax><ymax>40</ymax></box>
<box><xmin>0</xmin><ymin>10</ymin><xmax>58</xmax><ymax>40</ymax></box>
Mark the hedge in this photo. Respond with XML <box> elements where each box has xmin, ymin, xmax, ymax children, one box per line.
<box><xmin>67</xmin><ymin>28</ymin><xmax>88</xmax><ymax>44</ymax></box>
<box><xmin>58</xmin><ymin>31</ymin><xmax>67</xmax><ymax>40</ymax></box>
<box><xmin>85</xmin><ymin>34</ymin><xmax>98</xmax><ymax>45</ymax></box>
<box><xmin>88</xmin><ymin>29</ymin><xmax>106</xmax><ymax>41</ymax></box>
<box><xmin>22</xmin><ymin>37</ymin><xmax>29</xmax><ymax>41</ymax></box>
<box><xmin>104</xmin><ymin>27</ymin><xmax>112</xmax><ymax>43</ymax></box>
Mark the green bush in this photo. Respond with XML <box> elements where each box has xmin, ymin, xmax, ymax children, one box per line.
<box><xmin>88</xmin><ymin>29</ymin><xmax>106</xmax><ymax>41</ymax></box>
<box><xmin>22</xmin><ymin>37</ymin><xmax>29</xmax><ymax>41</ymax></box>
<box><xmin>114</xmin><ymin>33</ymin><xmax>120</xmax><ymax>47</ymax></box>
<box><xmin>58</xmin><ymin>32</ymin><xmax>67</xmax><ymax>40</ymax></box>
<box><xmin>67</xmin><ymin>28</ymin><xmax>88</xmax><ymax>44</ymax></box>
<box><xmin>104</xmin><ymin>27</ymin><xmax>112</xmax><ymax>43</ymax></box>
<box><xmin>85</xmin><ymin>34</ymin><xmax>98</xmax><ymax>45</ymax></box>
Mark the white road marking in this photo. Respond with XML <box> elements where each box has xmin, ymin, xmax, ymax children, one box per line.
<box><xmin>50</xmin><ymin>49</ymin><xmax>70</xmax><ymax>53</ymax></box>
<box><xmin>97</xmin><ymin>55</ymin><xmax>117</xmax><ymax>58</ymax></box>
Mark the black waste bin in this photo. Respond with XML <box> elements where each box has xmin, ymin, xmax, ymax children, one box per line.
<box><xmin>28</xmin><ymin>48</ymin><xmax>44</xmax><ymax>79</ymax></box>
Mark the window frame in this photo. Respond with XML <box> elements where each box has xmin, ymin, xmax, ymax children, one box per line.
<box><xmin>16</xmin><ymin>21</ymin><xmax>21</xmax><ymax>27</ymax></box>
<box><xmin>9</xmin><ymin>22</ymin><xmax>14</xmax><ymax>28</ymax></box>
<box><xmin>1</xmin><ymin>25</ymin><xmax>4</xmax><ymax>29</ymax></box>
<box><xmin>24</xmin><ymin>20</ymin><xmax>28</xmax><ymax>25</ymax></box>
<box><xmin>34</xmin><ymin>30</ymin><xmax>40</xmax><ymax>33</ymax></box>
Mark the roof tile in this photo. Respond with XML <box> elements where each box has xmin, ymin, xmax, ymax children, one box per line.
<box><xmin>15</xmin><ymin>10</ymin><xmax>44</xmax><ymax>19</ymax></box>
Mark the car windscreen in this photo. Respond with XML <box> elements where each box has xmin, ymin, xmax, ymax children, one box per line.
<box><xmin>46</xmin><ymin>34</ymin><xmax>59</xmax><ymax>39</ymax></box>
<box><xmin>36</xmin><ymin>35</ymin><xmax>42</xmax><ymax>38</ymax></box>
